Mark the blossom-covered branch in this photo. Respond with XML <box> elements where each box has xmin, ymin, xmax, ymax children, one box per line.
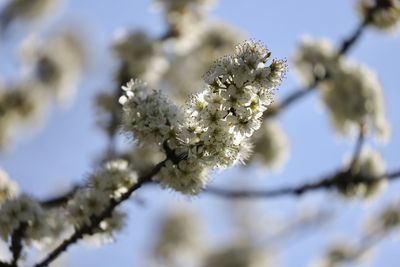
<box><xmin>33</xmin><ymin>160</ymin><xmax>166</xmax><ymax>267</ymax></box>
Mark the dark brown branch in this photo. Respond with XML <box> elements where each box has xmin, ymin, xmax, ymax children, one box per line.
<box><xmin>33</xmin><ymin>160</ymin><xmax>167</xmax><ymax>267</ymax></box>
<box><xmin>8</xmin><ymin>223</ymin><xmax>28</xmax><ymax>267</ymax></box>
<box><xmin>40</xmin><ymin>186</ymin><xmax>81</xmax><ymax>208</ymax></box>
<box><xmin>205</xmin><ymin>169</ymin><xmax>400</xmax><ymax>200</ymax></box>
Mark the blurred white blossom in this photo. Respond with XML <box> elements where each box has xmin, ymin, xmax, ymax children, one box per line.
<box><xmin>358</xmin><ymin>0</ymin><xmax>400</xmax><ymax>30</ymax></box>
<box><xmin>293</xmin><ymin>37</ymin><xmax>390</xmax><ymax>140</ymax></box>
<box><xmin>320</xmin><ymin>61</ymin><xmax>389</xmax><ymax>140</ymax></box>
<box><xmin>292</xmin><ymin>37</ymin><xmax>340</xmax><ymax>85</ymax></box>
<box><xmin>0</xmin><ymin>195</ymin><xmax>48</xmax><ymax>243</ymax></box>
<box><xmin>0</xmin><ymin>168</ymin><xmax>18</xmax><ymax>205</ymax></box>
<box><xmin>249</xmin><ymin>121</ymin><xmax>289</xmax><ymax>170</ymax></box>
<box><xmin>204</xmin><ymin>244</ymin><xmax>273</xmax><ymax>267</ymax></box>
<box><xmin>153</xmin><ymin>208</ymin><xmax>205</xmax><ymax>267</ymax></box>
<box><xmin>20</xmin><ymin>30</ymin><xmax>85</xmax><ymax>105</ymax></box>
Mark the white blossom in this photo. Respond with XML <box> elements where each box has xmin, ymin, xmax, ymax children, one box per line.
<box><xmin>0</xmin><ymin>0</ymin><xmax>56</xmax><ymax>29</ymax></box>
<box><xmin>120</xmin><ymin>79</ymin><xmax>183</xmax><ymax>147</ymax></box>
<box><xmin>338</xmin><ymin>147</ymin><xmax>387</xmax><ymax>199</ymax></box>
<box><xmin>120</xmin><ymin>41</ymin><xmax>285</xmax><ymax>195</ymax></box>
<box><xmin>249</xmin><ymin>121</ymin><xmax>289</xmax><ymax>170</ymax></box>
<box><xmin>20</xmin><ymin>30</ymin><xmax>85</xmax><ymax>105</ymax></box>
<box><xmin>67</xmin><ymin>160</ymin><xmax>136</xmax><ymax>229</ymax></box>
<box><xmin>292</xmin><ymin>37</ymin><xmax>340</xmax><ymax>85</ymax></box>
<box><xmin>112</xmin><ymin>30</ymin><xmax>168</xmax><ymax>87</ymax></box>
<box><xmin>320</xmin><ymin>62</ymin><xmax>390</xmax><ymax>140</ymax></box>
<box><xmin>293</xmin><ymin>37</ymin><xmax>390</xmax><ymax>140</ymax></box>
<box><xmin>0</xmin><ymin>168</ymin><xmax>19</xmax><ymax>205</ymax></box>
<box><xmin>89</xmin><ymin>159</ymin><xmax>138</xmax><ymax>199</ymax></box>
<box><xmin>0</xmin><ymin>86</ymin><xmax>48</xmax><ymax>150</ymax></box>
<box><xmin>153</xmin><ymin>208</ymin><xmax>205</xmax><ymax>266</ymax></box>
<box><xmin>156</xmin><ymin>159</ymin><xmax>209</xmax><ymax>195</ymax></box>
<box><xmin>0</xmin><ymin>195</ymin><xmax>48</xmax><ymax>242</ymax></box>
<box><xmin>358</xmin><ymin>0</ymin><xmax>400</xmax><ymax>30</ymax></box>
<box><xmin>312</xmin><ymin>241</ymin><xmax>365</xmax><ymax>267</ymax></box>
<box><xmin>204</xmin><ymin>244</ymin><xmax>273</xmax><ymax>267</ymax></box>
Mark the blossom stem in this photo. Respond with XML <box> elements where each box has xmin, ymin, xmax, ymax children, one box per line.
<box><xmin>33</xmin><ymin>160</ymin><xmax>167</xmax><ymax>267</ymax></box>
<box><xmin>348</xmin><ymin>123</ymin><xmax>367</xmax><ymax>171</ymax></box>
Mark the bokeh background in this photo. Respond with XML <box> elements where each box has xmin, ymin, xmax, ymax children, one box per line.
<box><xmin>0</xmin><ymin>0</ymin><xmax>399</xmax><ymax>266</ymax></box>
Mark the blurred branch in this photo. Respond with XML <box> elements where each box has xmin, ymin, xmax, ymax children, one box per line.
<box><xmin>9</xmin><ymin>223</ymin><xmax>28</xmax><ymax>267</ymax></box>
<box><xmin>40</xmin><ymin>186</ymin><xmax>81</xmax><ymax>208</ymax></box>
<box><xmin>33</xmin><ymin>159</ymin><xmax>167</xmax><ymax>267</ymax></box>
<box><xmin>204</xmin><ymin>169</ymin><xmax>400</xmax><ymax>200</ymax></box>
<box><xmin>348</xmin><ymin>123</ymin><xmax>367</xmax><ymax>171</ymax></box>
<box><xmin>265</xmin><ymin>17</ymin><xmax>370</xmax><ymax>118</ymax></box>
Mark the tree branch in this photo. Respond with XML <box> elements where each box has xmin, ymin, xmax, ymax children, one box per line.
<box><xmin>8</xmin><ymin>222</ymin><xmax>28</xmax><ymax>267</ymax></box>
<box><xmin>33</xmin><ymin>160</ymin><xmax>167</xmax><ymax>267</ymax></box>
<box><xmin>40</xmin><ymin>186</ymin><xmax>81</xmax><ymax>208</ymax></box>
<box><xmin>204</xmin><ymin>169</ymin><xmax>400</xmax><ymax>200</ymax></box>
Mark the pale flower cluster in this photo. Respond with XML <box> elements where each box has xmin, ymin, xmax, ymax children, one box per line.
<box><xmin>154</xmin><ymin>0</ymin><xmax>214</xmax><ymax>36</ymax></box>
<box><xmin>0</xmin><ymin>195</ymin><xmax>47</xmax><ymax>242</ymax></box>
<box><xmin>204</xmin><ymin>244</ymin><xmax>272</xmax><ymax>267</ymax></box>
<box><xmin>112</xmin><ymin>30</ymin><xmax>168</xmax><ymax>87</ymax></box>
<box><xmin>293</xmin><ymin>37</ymin><xmax>389</xmax><ymax>140</ymax></box>
<box><xmin>66</xmin><ymin>160</ymin><xmax>137</xmax><ymax>234</ymax></box>
<box><xmin>0</xmin><ymin>168</ymin><xmax>18</xmax><ymax>205</ymax></box>
<box><xmin>320</xmin><ymin>62</ymin><xmax>390</xmax><ymax>140</ymax></box>
<box><xmin>0</xmin><ymin>85</ymin><xmax>46</xmax><ymax>150</ymax></box>
<box><xmin>162</xmin><ymin>22</ymin><xmax>243</xmax><ymax>102</ymax></box>
<box><xmin>292</xmin><ymin>37</ymin><xmax>340</xmax><ymax>85</ymax></box>
<box><xmin>366</xmin><ymin>202</ymin><xmax>400</xmax><ymax>234</ymax></box>
<box><xmin>249</xmin><ymin>121</ymin><xmax>289</xmax><ymax>170</ymax></box>
<box><xmin>338</xmin><ymin>147</ymin><xmax>386</xmax><ymax>199</ymax></box>
<box><xmin>20</xmin><ymin>31</ymin><xmax>85</xmax><ymax>104</ymax></box>
<box><xmin>0</xmin><ymin>0</ymin><xmax>56</xmax><ymax>30</ymax></box>
<box><xmin>119</xmin><ymin>80</ymin><xmax>182</xmax><ymax>147</ymax></box>
<box><xmin>358</xmin><ymin>0</ymin><xmax>400</xmax><ymax>30</ymax></box>
<box><xmin>0</xmin><ymin>31</ymin><xmax>85</xmax><ymax>150</ymax></box>
<box><xmin>120</xmin><ymin>41</ymin><xmax>286</xmax><ymax>194</ymax></box>
<box><xmin>153</xmin><ymin>209</ymin><xmax>204</xmax><ymax>266</ymax></box>
<box><xmin>313</xmin><ymin>241</ymin><xmax>366</xmax><ymax>267</ymax></box>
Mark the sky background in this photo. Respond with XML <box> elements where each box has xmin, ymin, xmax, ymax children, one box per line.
<box><xmin>0</xmin><ymin>0</ymin><xmax>399</xmax><ymax>266</ymax></box>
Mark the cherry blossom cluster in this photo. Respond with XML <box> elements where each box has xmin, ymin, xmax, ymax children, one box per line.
<box><xmin>0</xmin><ymin>168</ymin><xmax>19</xmax><ymax>204</ymax></box>
<box><xmin>0</xmin><ymin>31</ymin><xmax>84</xmax><ymax>150</ymax></box>
<box><xmin>249</xmin><ymin>120</ymin><xmax>289</xmax><ymax>170</ymax></box>
<box><xmin>293</xmin><ymin>37</ymin><xmax>389</xmax><ymax>140</ymax></box>
<box><xmin>338</xmin><ymin>147</ymin><xmax>387</xmax><ymax>199</ymax></box>
<box><xmin>119</xmin><ymin>79</ymin><xmax>182</xmax><ymax>147</ymax></box>
<box><xmin>120</xmin><ymin>41</ymin><xmax>286</xmax><ymax>194</ymax></box>
<box><xmin>66</xmin><ymin>160</ymin><xmax>136</xmax><ymax>234</ymax></box>
<box><xmin>0</xmin><ymin>195</ymin><xmax>46</xmax><ymax>242</ymax></box>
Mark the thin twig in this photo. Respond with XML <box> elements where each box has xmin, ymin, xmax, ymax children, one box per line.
<box><xmin>348</xmin><ymin>123</ymin><xmax>367</xmax><ymax>171</ymax></box>
<box><xmin>205</xmin><ymin>169</ymin><xmax>400</xmax><ymax>200</ymax></box>
<box><xmin>40</xmin><ymin>186</ymin><xmax>81</xmax><ymax>208</ymax></box>
<box><xmin>33</xmin><ymin>160</ymin><xmax>167</xmax><ymax>267</ymax></box>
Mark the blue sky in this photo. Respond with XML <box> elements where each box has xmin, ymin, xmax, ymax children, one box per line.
<box><xmin>1</xmin><ymin>0</ymin><xmax>399</xmax><ymax>266</ymax></box>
